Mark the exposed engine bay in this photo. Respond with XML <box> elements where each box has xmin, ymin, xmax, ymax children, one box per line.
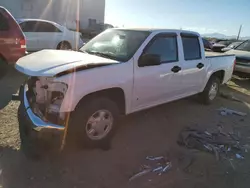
<box><xmin>26</xmin><ymin>76</ymin><xmax>68</xmax><ymax>125</ymax></box>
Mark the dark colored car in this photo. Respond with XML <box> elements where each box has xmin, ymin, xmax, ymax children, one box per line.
<box><xmin>212</xmin><ymin>40</ymin><xmax>232</xmax><ymax>52</ymax></box>
<box><xmin>0</xmin><ymin>6</ymin><xmax>26</xmax><ymax>78</ymax></box>
<box><xmin>222</xmin><ymin>41</ymin><xmax>242</xmax><ymax>52</ymax></box>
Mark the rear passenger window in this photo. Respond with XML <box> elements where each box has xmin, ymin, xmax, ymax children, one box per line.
<box><xmin>20</xmin><ymin>21</ymin><xmax>37</xmax><ymax>32</ymax></box>
<box><xmin>182</xmin><ymin>36</ymin><xmax>201</xmax><ymax>60</ymax></box>
<box><xmin>36</xmin><ymin>22</ymin><xmax>61</xmax><ymax>32</ymax></box>
<box><xmin>144</xmin><ymin>35</ymin><xmax>178</xmax><ymax>63</ymax></box>
<box><xmin>0</xmin><ymin>13</ymin><xmax>9</xmax><ymax>31</ymax></box>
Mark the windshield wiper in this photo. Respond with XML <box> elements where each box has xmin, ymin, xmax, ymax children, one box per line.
<box><xmin>85</xmin><ymin>51</ymin><xmax>117</xmax><ymax>60</ymax></box>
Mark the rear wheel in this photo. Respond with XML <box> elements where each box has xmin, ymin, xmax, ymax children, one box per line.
<box><xmin>199</xmin><ymin>76</ymin><xmax>220</xmax><ymax>104</ymax></box>
<box><xmin>69</xmin><ymin>97</ymin><xmax>119</xmax><ymax>149</ymax></box>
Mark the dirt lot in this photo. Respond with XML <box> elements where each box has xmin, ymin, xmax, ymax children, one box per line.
<box><xmin>1</xmin><ymin>68</ymin><xmax>250</xmax><ymax>188</ymax></box>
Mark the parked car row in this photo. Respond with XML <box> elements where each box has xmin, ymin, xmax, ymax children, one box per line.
<box><xmin>226</xmin><ymin>40</ymin><xmax>250</xmax><ymax>78</ymax></box>
<box><xmin>201</xmin><ymin>37</ymin><xmax>250</xmax><ymax>78</ymax></box>
<box><xmin>202</xmin><ymin>38</ymin><xmax>243</xmax><ymax>53</ymax></box>
<box><xmin>17</xmin><ymin>19</ymin><xmax>84</xmax><ymax>52</ymax></box>
<box><xmin>0</xmin><ymin>6</ymin><xmax>85</xmax><ymax>79</ymax></box>
<box><xmin>221</xmin><ymin>41</ymin><xmax>242</xmax><ymax>52</ymax></box>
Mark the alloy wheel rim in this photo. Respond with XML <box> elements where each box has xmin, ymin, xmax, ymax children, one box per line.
<box><xmin>208</xmin><ymin>82</ymin><xmax>218</xmax><ymax>100</ymax></box>
<box><xmin>85</xmin><ymin>109</ymin><xmax>113</xmax><ymax>140</ymax></box>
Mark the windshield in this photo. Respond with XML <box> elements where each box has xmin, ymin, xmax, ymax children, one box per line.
<box><xmin>80</xmin><ymin>29</ymin><xmax>150</xmax><ymax>61</ymax></box>
<box><xmin>235</xmin><ymin>40</ymin><xmax>250</xmax><ymax>51</ymax></box>
<box><xmin>227</xmin><ymin>42</ymin><xmax>241</xmax><ymax>48</ymax></box>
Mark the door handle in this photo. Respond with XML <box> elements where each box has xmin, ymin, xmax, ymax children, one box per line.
<box><xmin>197</xmin><ymin>63</ymin><xmax>204</xmax><ymax>69</ymax></box>
<box><xmin>171</xmin><ymin>66</ymin><xmax>181</xmax><ymax>73</ymax></box>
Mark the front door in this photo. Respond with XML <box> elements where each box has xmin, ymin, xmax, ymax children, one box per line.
<box><xmin>132</xmin><ymin>33</ymin><xmax>183</xmax><ymax>111</ymax></box>
<box><xmin>179</xmin><ymin>34</ymin><xmax>207</xmax><ymax>95</ymax></box>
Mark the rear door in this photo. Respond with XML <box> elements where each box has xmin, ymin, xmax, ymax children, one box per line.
<box><xmin>133</xmin><ymin>33</ymin><xmax>183</xmax><ymax>110</ymax></box>
<box><xmin>179</xmin><ymin>33</ymin><xmax>207</xmax><ymax>95</ymax></box>
<box><xmin>19</xmin><ymin>21</ymin><xmax>39</xmax><ymax>52</ymax></box>
<box><xmin>35</xmin><ymin>22</ymin><xmax>63</xmax><ymax>50</ymax></box>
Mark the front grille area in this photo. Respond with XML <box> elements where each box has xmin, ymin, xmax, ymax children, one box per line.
<box><xmin>26</xmin><ymin>77</ymin><xmax>66</xmax><ymax>126</ymax></box>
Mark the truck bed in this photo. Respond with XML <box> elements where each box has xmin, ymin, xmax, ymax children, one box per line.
<box><xmin>205</xmin><ymin>51</ymin><xmax>234</xmax><ymax>58</ymax></box>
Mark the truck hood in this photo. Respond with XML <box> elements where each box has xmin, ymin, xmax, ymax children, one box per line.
<box><xmin>15</xmin><ymin>50</ymin><xmax>119</xmax><ymax>77</ymax></box>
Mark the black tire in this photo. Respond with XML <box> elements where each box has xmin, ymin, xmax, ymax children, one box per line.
<box><xmin>57</xmin><ymin>41</ymin><xmax>72</xmax><ymax>50</ymax></box>
<box><xmin>199</xmin><ymin>76</ymin><xmax>220</xmax><ymax>105</ymax></box>
<box><xmin>18</xmin><ymin>104</ymin><xmax>42</xmax><ymax>159</ymax></box>
<box><xmin>69</xmin><ymin>97</ymin><xmax>120</xmax><ymax>149</ymax></box>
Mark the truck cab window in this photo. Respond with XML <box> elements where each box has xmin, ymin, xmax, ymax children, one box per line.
<box><xmin>20</xmin><ymin>21</ymin><xmax>37</xmax><ymax>32</ymax></box>
<box><xmin>144</xmin><ymin>36</ymin><xmax>178</xmax><ymax>63</ymax></box>
<box><xmin>36</xmin><ymin>22</ymin><xmax>61</xmax><ymax>32</ymax></box>
<box><xmin>182</xmin><ymin>36</ymin><xmax>201</xmax><ymax>60</ymax></box>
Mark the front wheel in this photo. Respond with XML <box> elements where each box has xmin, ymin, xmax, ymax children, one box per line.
<box><xmin>57</xmin><ymin>41</ymin><xmax>72</xmax><ymax>50</ymax></box>
<box><xmin>69</xmin><ymin>97</ymin><xmax>119</xmax><ymax>149</ymax></box>
<box><xmin>199</xmin><ymin>76</ymin><xmax>220</xmax><ymax>105</ymax></box>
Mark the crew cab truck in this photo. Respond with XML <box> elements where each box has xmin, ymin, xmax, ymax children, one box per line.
<box><xmin>15</xmin><ymin>28</ymin><xmax>235</xmax><ymax>149</ymax></box>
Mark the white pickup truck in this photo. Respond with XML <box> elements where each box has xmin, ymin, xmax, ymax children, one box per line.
<box><xmin>15</xmin><ymin>28</ymin><xmax>235</xmax><ymax>148</ymax></box>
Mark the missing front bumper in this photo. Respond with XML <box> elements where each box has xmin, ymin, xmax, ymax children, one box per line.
<box><xmin>19</xmin><ymin>84</ymin><xmax>65</xmax><ymax>131</ymax></box>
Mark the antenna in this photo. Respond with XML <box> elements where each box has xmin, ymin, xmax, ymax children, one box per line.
<box><xmin>237</xmin><ymin>25</ymin><xmax>242</xmax><ymax>40</ymax></box>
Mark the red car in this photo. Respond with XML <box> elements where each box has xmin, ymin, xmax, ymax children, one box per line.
<box><xmin>0</xmin><ymin>6</ymin><xmax>26</xmax><ymax>78</ymax></box>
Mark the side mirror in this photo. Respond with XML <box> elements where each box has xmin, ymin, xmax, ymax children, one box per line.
<box><xmin>138</xmin><ymin>54</ymin><xmax>161</xmax><ymax>67</ymax></box>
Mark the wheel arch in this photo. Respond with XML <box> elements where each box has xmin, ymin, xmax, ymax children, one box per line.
<box><xmin>210</xmin><ymin>70</ymin><xmax>225</xmax><ymax>84</ymax></box>
<box><xmin>74</xmin><ymin>87</ymin><xmax>126</xmax><ymax>115</ymax></box>
<box><xmin>57</xmin><ymin>40</ymin><xmax>72</xmax><ymax>49</ymax></box>
<box><xmin>201</xmin><ymin>69</ymin><xmax>225</xmax><ymax>92</ymax></box>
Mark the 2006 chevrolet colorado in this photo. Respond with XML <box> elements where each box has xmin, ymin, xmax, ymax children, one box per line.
<box><xmin>15</xmin><ymin>28</ymin><xmax>235</xmax><ymax>148</ymax></box>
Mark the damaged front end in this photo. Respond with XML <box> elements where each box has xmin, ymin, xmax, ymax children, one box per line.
<box><xmin>23</xmin><ymin>76</ymin><xmax>68</xmax><ymax>130</ymax></box>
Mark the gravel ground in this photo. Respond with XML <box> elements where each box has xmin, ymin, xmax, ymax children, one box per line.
<box><xmin>0</xmin><ymin>68</ymin><xmax>250</xmax><ymax>188</ymax></box>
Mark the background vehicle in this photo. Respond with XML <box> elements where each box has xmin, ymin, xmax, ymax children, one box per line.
<box><xmin>212</xmin><ymin>40</ymin><xmax>232</xmax><ymax>52</ymax></box>
<box><xmin>17</xmin><ymin>19</ymin><xmax>84</xmax><ymax>52</ymax></box>
<box><xmin>202</xmin><ymin>38</ymin><xmax>213</xmax><ymax>50</ymax></box>
<box><xmin>15</xmin><ymin>29</ymin><xmax>235</xmax><ymax>149</ymax></box>
<box><xmin>222</xmin><ymin>41</ymin><xmax>242</xmax><ymax>52</ymax></box>
<box><xmin>226</xmin><ymin>40</ymin><xmax>250</xmax><ymax>78</ymax></box>
<box><xmin>0</xmin><ymin>6</ymin><xmax>26</xmax><ymax>78</ymax></box>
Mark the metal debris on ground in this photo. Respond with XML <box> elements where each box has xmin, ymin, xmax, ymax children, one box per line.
<box><xmin>220</xmin><ymin>92</ymin><xmax>242</xmax><ymax>103</ymax></box>
<box><xmin>218</xmin><ymin>107</ymin><xmax>247</xmax><ymax>116</ymax></box>
<box><xmin>129</xmin><ymin>169</ymin><xmax>151</xmax><ymax>181</ymax></box>
<box><xmin>146</xmin><ymin>156</ymin><xmax>164</xmax><ymax>161</ymax></box>
<box><xmin>129</xmin><ymin>156</ymin><xmax>172</xmax><ymax>181</ymax></box>
<box><xmin>177</xmin><ymin>127</ymin><xmax>246</xmax><ymax>162</ymax></box>
<box><xmin>235</xmin><ymin>153</ymin><xmax>244</xmax><ymax>159</ymax></box>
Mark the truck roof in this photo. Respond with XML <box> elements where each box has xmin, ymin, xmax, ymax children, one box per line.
<box><xmin>113</xmin><ymin>28</ymin><xmax>200</xmax><ymax>36</ymax></box>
